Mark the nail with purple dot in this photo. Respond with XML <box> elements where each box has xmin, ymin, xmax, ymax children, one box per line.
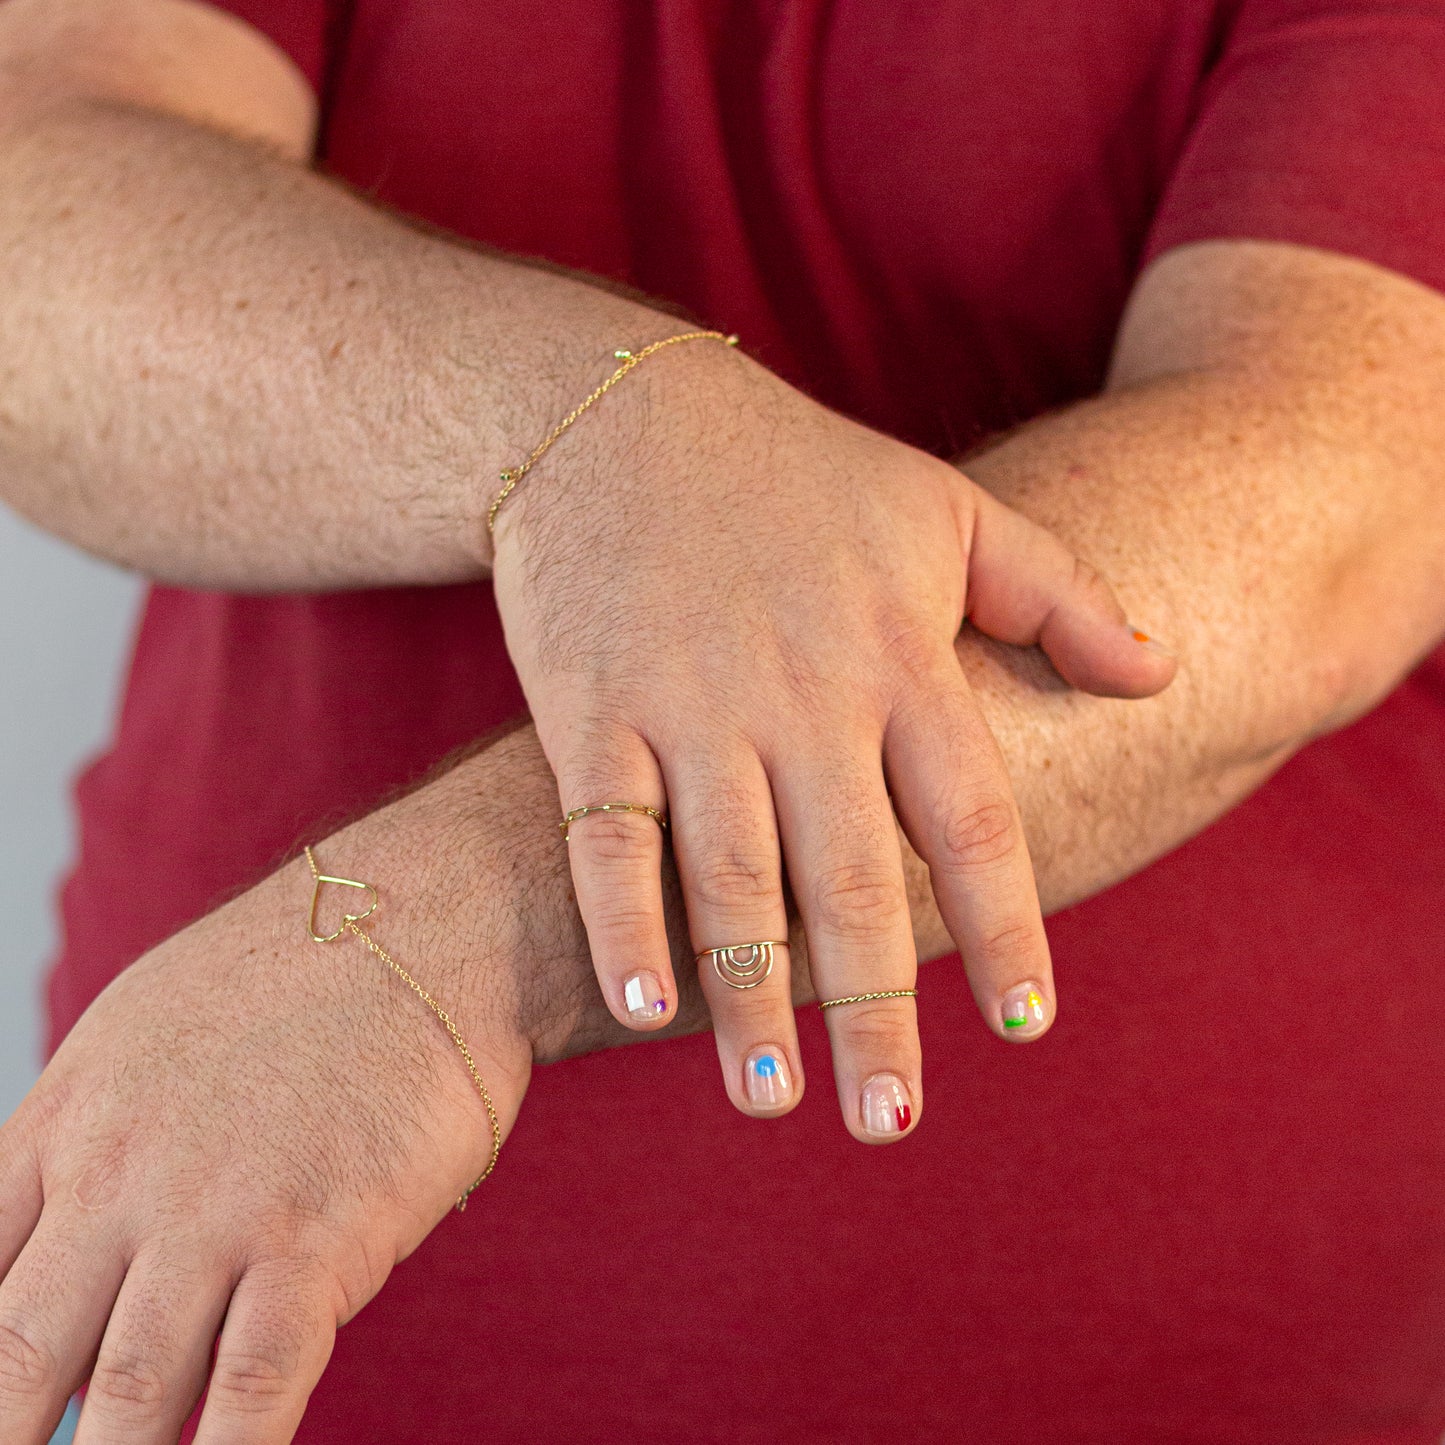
<box><xmin>623</xmin><ymin>972</ymin><xmax>669</xmax><ymax>1023</ymax></box>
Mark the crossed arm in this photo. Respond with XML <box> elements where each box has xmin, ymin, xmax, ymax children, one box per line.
<box><xmin>342</xmin><ymin>239</ymin><xmax>1445</xmax><ymax>1071</ymax></box>
<box><xmin>3</xmin><ymin>0</ymin><xmax>1445</xmax><ymax>1439</ymax></box>
<box><xmin>3</xmin><ymin>230</ymin><xmax>1444</xmax><ymax>1443</ymax></box>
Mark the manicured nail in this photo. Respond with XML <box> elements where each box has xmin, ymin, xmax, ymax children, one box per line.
<box><xmin>1000</xmin><ymin>981</ymin><xmax>1050</xmax><ymax>1039</ymax></box>
<box><xmin>744</xmin><ymin>1049</ymin><xmax>793</xmax><ymax>1109</ymax></box>
<box><xmin>623</xmin><ymin>972</ymin><xmax>668</xmax><ymax>1022</ymax></box>
<box><xmin>860</xmin><ymin>1074</ymin><xmax>913</xmax><ymax>1136</ymax></box>
<box><xmin>1127</xmin><ymin>623</ymin><xmax>1175</xmax><ymax>658</ymax></box>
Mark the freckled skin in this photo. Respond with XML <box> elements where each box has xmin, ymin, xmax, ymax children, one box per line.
<box><xmin>1</xmin><ymin>1</ymin><xmax>1445</xmax><ymax>1437</ymax></box>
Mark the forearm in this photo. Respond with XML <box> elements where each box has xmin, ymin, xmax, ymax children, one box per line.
<box><xmin>0</xmin><ymin>96</ymin><xmax>686</xmax><ymax>587</ymax></box>
<box><xmin>954</xmin><ymin>243</ymin><xmax>1445</xmax><ymax>921</ymax></box>
<box><xmin>324</xmin><ymin>248</ymin><xmax>1445</xmax><ymax>1066</ymax></box>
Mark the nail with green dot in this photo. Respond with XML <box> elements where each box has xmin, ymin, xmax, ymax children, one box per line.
<box><xmin>1000</xmin><ymin>981</ymin><xmax>1049</xmax><ymax>1039</ymax></box>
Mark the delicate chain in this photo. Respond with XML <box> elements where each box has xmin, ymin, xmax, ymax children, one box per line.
<box><xmin>486</xmin><ymin>329</ymin><xmax>740</xmax><ymax>536</ymax></box>
<box><xmin>818</xmin><ymin>988</ymin><xmax>919</xmax><ymax>1010</ymax></box>
<box><xmin>303</xmin><ymin>845</ymin><xmax>502</xmax><ymax>1212</ymax></box>
<box><xmin>559</xmin><ymin>801</ymin><xmax>667</xmax><ymax>843</ymax></box>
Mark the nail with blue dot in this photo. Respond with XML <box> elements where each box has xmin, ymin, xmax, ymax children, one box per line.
<box><xmin>745</xmin><ymin>1050</ymin><xmax>793</xmax><ymax>1108</ymax></box>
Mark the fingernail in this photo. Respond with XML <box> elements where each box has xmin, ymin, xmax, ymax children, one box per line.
<box><xmin>744</xmin><ymin>1049</ymin><xmax>793</xmax><ymax>1108</ymax></box>
<box><xmin>1127</xmin><ymin>623</ymin><xmax>1176</xmax><ymax>658</ymax></box>
<box><xmin>1000</xmin><ymin>981</ymin><xmax>1050</xmax><ymax>1039</ymax></box>
<box><xmin>623</xmin><ymin>972</ymin><xmax>668</xmax><ymax>1022</ymax></box>
<box><xmin>860</xmin><ymin>1073</ymin><xmax>913</xmax><ymax>1136</ymax></box>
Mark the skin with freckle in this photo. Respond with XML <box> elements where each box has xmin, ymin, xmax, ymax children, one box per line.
<box><xmin>2</xmin><ymin>1</ymin><xmax>1445</xmax><ymax>1443</ymax></box>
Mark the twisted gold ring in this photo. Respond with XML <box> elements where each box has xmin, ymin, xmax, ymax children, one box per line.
<box><xmin>699</xmin><ymin>940</ymin><xmax>785</xmax><ymax>990</ymax></box>
<box><xmin>818</xmin><ymin>988</ymin><xmax>918</xmax><ymax>1010</ymax></box>
<box><xmin>559</xmin><ymin>802</ymin><xmax>668</xmax><ymax>843</ymax></box>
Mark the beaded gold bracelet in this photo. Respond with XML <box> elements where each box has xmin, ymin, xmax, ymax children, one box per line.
<box><xmin>303</xmin><ymin>845</ymin><xmax>502</xmax><ymax>1211</ymax></box>
<box><xmin>486</xmin><ymin>328</ymin><xmax>740</xmax><ymax>535</ymax></box>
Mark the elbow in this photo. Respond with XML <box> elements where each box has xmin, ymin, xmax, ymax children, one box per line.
<box><xmin>1294</xmin><ymin>560</ymin><xmax>1445</xmax><ymax>744</ymax></box>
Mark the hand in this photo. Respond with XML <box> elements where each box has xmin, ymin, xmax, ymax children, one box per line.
<box><xmin>490</xmin><ymin>339</ymin><xmax>1176</xmax><ymax>1141</ymax></box>
<box><xmin>0</xmin><ymin>822</ymin><xmax>532</xmax><ymax>1445</ymax></box>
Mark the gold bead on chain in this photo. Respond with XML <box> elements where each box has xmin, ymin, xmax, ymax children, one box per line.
<box><xmin>487</xmin><ymin>329</ymin><xmax>740</xmax><ymax>535</ymax></box>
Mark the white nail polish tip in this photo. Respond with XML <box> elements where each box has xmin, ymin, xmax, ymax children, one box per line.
<box><xmin>624</xmin><ymin>974</ymin><xmax>667</xmax><ymax>1021</ymax></box>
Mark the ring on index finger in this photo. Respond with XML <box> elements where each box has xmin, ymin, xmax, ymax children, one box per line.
<box><xmin>698</xmin><ymin>940</ymin><xmax>787</xmax><ymax>990</ymax></box>
<box><xmin>559</xmin><ymin>802</ymin><xmax>668</xmax><ymax>843</ymax></box>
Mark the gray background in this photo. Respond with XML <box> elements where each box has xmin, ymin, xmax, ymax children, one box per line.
<box><xmin>0</xmin><ymin>508</ymin><xmax>139</xmax><ymax>1120</ymax></box>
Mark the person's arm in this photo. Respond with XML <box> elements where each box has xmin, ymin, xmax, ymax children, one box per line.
<box><xmin>949</xmin><ymin>236</ymin><xmax>1445</xmax><ymax>922</ymax></box>
<box><xmin>2</xmin><ymin>233</ymin><xmax>1440</xmax><ymax>1444</ymax></box>
<box><xmin>529</xmin><ymin>234</ymin><xmax>1445</xmax><ymax>1053</ymax></box>
<box><xmin>0</xmin><ymin>0</ymin><xmax>670</xmax><ymax>586</ymax></box>
<box><xmin>0</xmin><ymin>0</ymin><xmax>1178</xmax><ymax>1136</ymax></box>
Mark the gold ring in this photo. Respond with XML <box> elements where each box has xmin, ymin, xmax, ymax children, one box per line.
<box><xmin>698</xmin><ymin>940</ymin><xmax>785</xmax><ymax>990</ymax></box>
<box><xmin>818</xmin><ymin>988</ymin><xmax>918</xmax><ymax>1010</ymax></box>
<box><xmin>559</xmin><ymin>802</ymin><xmax>668</xmax><ymax>843</ymax></box>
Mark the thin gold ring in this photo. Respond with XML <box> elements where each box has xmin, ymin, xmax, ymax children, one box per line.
<box><xmin>698</xmin><ymin>940</ymin><xmax>786</xmax><ymax>990</ymax></box>
<box><xmin>559</xmin><ymin>802</ymin><xmax>668</xmax><ymax>843</ymax></box>
<box><xmin>818</xmin><ymin>988</ymin><xmax>918</xmax><ymax>1010</ymax></box>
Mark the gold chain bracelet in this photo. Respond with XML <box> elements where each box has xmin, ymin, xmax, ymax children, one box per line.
<box><xmin>302</xmin><ymin>845</ymin><xmax>502</xmax><ymax>1211</ymax></box>
<box><xmin>486</xmin><ymin>329</ymin><xmax>740</xmax><ymax>536</ymax></box>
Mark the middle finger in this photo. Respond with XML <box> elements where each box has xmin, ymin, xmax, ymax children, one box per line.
<box><xmin>666</xmin><ymin>746</ymin><xmax>804</xmax><ymax>1117</ymax></box>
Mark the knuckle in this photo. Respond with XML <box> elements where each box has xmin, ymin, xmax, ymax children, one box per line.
<box><xmin>88</xmin><ymin>1352</ymin><xmax>169</xmax><ymax>1419</ymax></box>
<box><xmin>1071</xmin><ymin>555</ymin><xmax>1117</xmax><ymax>609</ymax></box>
<box><xmin>208</xmin><ymin>1348</ymin><xmax>296</xmax><ymax>1415</ymax></box>
<box><xmin>976</xmin><ymin>919</ymin><xmax>1043</xmax><ymax>972</ymax></box>
<box><xmin>0</xmin><ymin>1317</ymin><xmax>54</xmax><ymax>1398</ymax></box>
<box><xmin>810</xmin><ymin>860</ymin><xmax>907</xmax><ymax>937</ymax></box>
<box><xmin>704</xmin><ymin>982</ymin><xmax>781</xmax><ymax>1029</ymax></box>
<box><xmin>876</xmin><ymin>613</ymin><xmax>940</xmax><ymax>680</ymax></box>
<box><xmin>938</xmin><ymin>797</ymin><xmax>1018</xmax><ymax>872</ymax></box>
<box><xmin>688</xmin><ymin>849</ymin><xmax>778</xmax><ymax>913</ymax></box>
<box><xmin>572</xmin><ymin>815</ymin><xmax>659</xmax><ymax>868</ymax></box>
<box><xmin>833</xmin><ymin>1000</ymin><xmax>917</xmax><ymax>1056</ymax></box>
<box><xmin>584</xmin><ymin>900</ymin><xmax>659</xmax><ymax>948</ymax></box>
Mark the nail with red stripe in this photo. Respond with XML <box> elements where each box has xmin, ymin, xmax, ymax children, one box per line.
<box><xmin>861</xmin><ymin>1074</ymin><xmax>913</xmax><ymax>1137</ymax></box>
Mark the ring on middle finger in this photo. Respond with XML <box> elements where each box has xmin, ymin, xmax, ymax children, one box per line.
<box><xmin>698</xmin><ymin>940</ymin><xmax>785</xmax><ymax>990</ymax></box>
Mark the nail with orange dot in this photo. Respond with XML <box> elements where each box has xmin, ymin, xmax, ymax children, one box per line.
<box><xmin>1127</xmin><ymin>623</ymin><xmax>1176</xmax><ymax>658</ymax></box>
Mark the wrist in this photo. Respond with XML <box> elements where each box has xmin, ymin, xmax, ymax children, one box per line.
<box><xmin>311</xmin><ymin>747</ymin><xmax>540</xmax><ymax>1111</ymax></box>
<box><xmin>476</xmin><ymin>321</ymin><xmax>763</xmax><ymax>570</ymax></box>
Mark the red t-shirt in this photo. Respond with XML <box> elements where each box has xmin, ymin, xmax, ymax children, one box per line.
<box><xmin>50</xmin><ymin>3</ymin><xmax>1445</xmax><ymax>1441</ymax></box>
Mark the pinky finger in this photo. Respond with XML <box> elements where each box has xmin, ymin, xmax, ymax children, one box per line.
<box><xmin>192</xmin><ymin>1260</ymin><xmax>338</xmax><ymax>1445</ymax></box>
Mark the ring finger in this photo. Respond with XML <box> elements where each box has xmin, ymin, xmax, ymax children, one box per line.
<box><xmin>772</xmin><ymin>745</ymin><xmax>921</xmax><ymax>1144</ymax></box>
<box><xmin>667</xmin><ymin>748</ymin><xmax>803</xmax><ymax>1117</ymax></box>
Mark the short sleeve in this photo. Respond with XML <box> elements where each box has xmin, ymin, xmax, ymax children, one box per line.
<box><xmin>203</xmin><ymin>0</ymin><xmax>342</xmax><ymax>97</ymax></box>
<box><xmin>1144</xmin><ymin>0</ymin><xmax>1445</xmax><ymax>297</ymax></box>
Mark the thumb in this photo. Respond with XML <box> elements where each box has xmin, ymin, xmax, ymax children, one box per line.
<box><xmin>963</xmin><ymin>485</ymin><xmax>1177</xmax><ymax>699</ymax></box>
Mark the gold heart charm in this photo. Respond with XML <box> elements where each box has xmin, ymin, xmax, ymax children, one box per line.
<box><xmin>307</xmin><ymin>870</ymin><xmax>379</xmax><ymax>943</ymax></box>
